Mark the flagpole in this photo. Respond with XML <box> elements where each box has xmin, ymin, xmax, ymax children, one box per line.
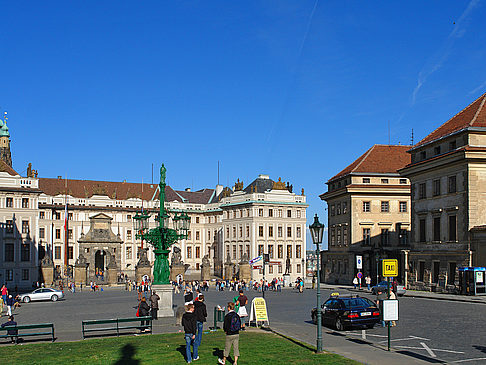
<box><xmin>64</xmin><ymin>175</ymin><xmax>69</xmax><ymax>276</ymax></box>
<box><xmin>141</xmin><ymin>178</ymin><xmax>144</xmax><ymax>250</ymax></box>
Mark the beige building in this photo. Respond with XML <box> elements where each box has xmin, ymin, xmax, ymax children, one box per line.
<box><xmin>320</xmin><ymin>145</ymin><xmax>411</xmax><ymax>285</ymax></box>
<box><xmin>0</xmin><ymin>118</ymin><xmax>307</xmax><ymax>286</ymax></box>
<box><xmin>400</xmin><ymin>92</ymin><xmax>486</xmax><ymax>292</ymax></box>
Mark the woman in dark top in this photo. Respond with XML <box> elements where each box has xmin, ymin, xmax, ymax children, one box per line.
<box><xmin>138</xmin><ymin>297</ymin><xmax>151</xmax><ymax>332</ymax></box>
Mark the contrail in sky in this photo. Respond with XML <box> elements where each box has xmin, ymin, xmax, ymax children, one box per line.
<box><xmin>411</xmin><ymin>0</ymin><xmax>481</xmax><ymax>104</ymax></box>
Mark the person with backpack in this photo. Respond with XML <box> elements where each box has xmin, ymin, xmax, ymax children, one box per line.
<box><xmin>182</xmin><ymin>303</ymin><xmax>198</xmax><ymax>363</ymax></box>
<box><xmin>194</xmin><ymin>294</ymin><xmax>207</xmax><ymax>360</ymax></box>
<box><xmin>218</xmin><ymin>302</ymin><xmax>241</xmax><ymax>365</ymax></box>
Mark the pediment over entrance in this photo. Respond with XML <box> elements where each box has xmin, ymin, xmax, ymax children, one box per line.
<box><xmin>78</xmin><ymin>213</ymin><xmax>122</xmax><ymax>244</ymax></box>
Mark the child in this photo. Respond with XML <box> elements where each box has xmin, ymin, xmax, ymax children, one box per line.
<box><xmin>182</xmin><ymin>303</ymin><xmax>198</xmax><ymax>363</ymax></box>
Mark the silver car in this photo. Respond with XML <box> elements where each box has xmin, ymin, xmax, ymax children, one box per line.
<box><xmin>371</xmin><ymin>281</ymin><xmax>406</xmax><ymax>296</ymax></box>
<box><xmin>20</xmin><ymin>288</ymin><xmax>65</xmax><ymax>303</ymax></box>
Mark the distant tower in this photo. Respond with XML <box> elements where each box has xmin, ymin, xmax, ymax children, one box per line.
<box><xmin>0</xmin><ymin>112</ymin><xmax>12</xmax><ymax>167</ymax></box>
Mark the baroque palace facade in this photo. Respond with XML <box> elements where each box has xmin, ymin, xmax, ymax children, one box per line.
<box><xmin>0</xmin><ymin>119</ymin><xmax>307</xmax><ymax>288</ymax></box>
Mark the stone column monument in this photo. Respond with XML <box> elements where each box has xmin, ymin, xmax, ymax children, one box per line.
<box><xmin>238</xmin><ymin>253</ymin><xmax>251</xmax><ymax>282</ymax></box>
<box><xmin>74</xmin><ymin>254</ymin><xmax>88</xmax><ymax>285</ymax></box>
<box><xmin>40</xmin><ymin>255</ymin><xmax>55</xmax><ymax>287</ymax></box>
<box><xmin>106</xmin><ymin>253</ymin><xmax>118</xmax><ymax>284</ymax></box>
<box><xmin>135</xmin><ymin>248</ymin><xmax>152</xmax><ymax>283</ymax></box>
<box><xmin>201</xmin><ymin>254</ymin><xmax>211</xmax><ymax>281</ymax></box>
<box><xmin>170</xmin><ymin>247</ymin><xmax>189</xmax><ymax>281</ymax></box>
<box><xmin>224</xmin><ymin>253</ymin><xmax>234</xmax><ymax>280</ymax></box>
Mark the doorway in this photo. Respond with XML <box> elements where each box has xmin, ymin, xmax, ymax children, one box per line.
<box><xmin>95</xmin><ymin>250</ymin><xmax>106</xmax><ymax>273</ymax></box>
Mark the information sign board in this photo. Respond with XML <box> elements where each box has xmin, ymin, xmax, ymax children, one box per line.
<box><xmin>382</xmin><ymin>259</ymin><xmax>398</xmax><ymax>277</ymax></box>
<box><xmin>249</xmin><ymin>297</ymin><xmax>269</xmax><ymax>325</ymax></box>
<box><xmin>383</xmin><ymin>299</ymin><xmax>399</xmax><ymax>321</ymax></box>
<box><xmin>356</xmin><ymin>255</ymin><xmax>363</xmax><ymax>269</ymax></box>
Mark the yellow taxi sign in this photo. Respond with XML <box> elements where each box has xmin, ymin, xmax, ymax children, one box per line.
<box><xmin>382</xmin><ymin>259</ymin><xmax>398</xmax><ymax>277</ymax></box>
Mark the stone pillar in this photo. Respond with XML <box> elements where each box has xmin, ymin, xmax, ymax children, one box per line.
<box><xmin>40</xmin><ymin>256</ymin><xmax>55</xmax><ymax>287</ymax></box>
<box><xmin>105</xmin><ymin>253</ymin><xmax>118</xmax><ymax>285</ymax></box>
<box><xmin>151</xmin><ymin>284</ymin><xmax>174</xmax><ymax>317</ymax></box>
<box><xmin>238</xmin><ymin>262</ymin><xmax>251</xmax><ymax>282</ymax></box>
<box><xmin>224</xmin><ymin>263</ymin><xmax>234</xmax><ymax>280</ymax></box>
<box><xmin>74</xmin><ymin>254</ymin><xmax>88</xmax><ymax>285</ymax></box>
<box><xmin>135</xmin><ymin>248</ymin><xmax>152</xmax><ymax>283</ymax></box>
<box><xmin>201</xmin><ymin>254</ymin><xmax>211</xmax><ymax>281</ymax></box>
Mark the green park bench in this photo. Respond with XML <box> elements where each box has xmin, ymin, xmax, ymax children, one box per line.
<box><xmin>82</xmin><ymin>316</ymin><xmax>152</xmax><ymax>339</ymax></box>
<box><xmin>0</xmin><ymin>323</ymin><xmax>55</xmax><ymax>343</ymax></box>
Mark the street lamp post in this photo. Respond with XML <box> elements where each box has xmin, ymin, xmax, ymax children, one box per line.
<box><xmin>133</xmin><ymin>164</ymin><xmax>190</xmax><ymax>285</ymax></box>
<box><xmin>309</xmin><ymin>214</ymin><xmax>324</xmax><ymax>354</ymax></box>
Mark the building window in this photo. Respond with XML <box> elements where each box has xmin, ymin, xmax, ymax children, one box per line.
<box><xmin>22</xmin><ymin>198</ymin><xmax>29</xmax><ymax>208</ymax></box>
<box><xmin>39</xmin><ymin>227</ymin><xmax>45</xmax><ymax>239</ymax></box>
<box><xmin>433</xmin><ymin>179</ymin><xmax>441</xmax><ymax>196</ymax></box>
<box><xmin>381</xmin><ymin>201</ymin><xmax>389</xmax><ymax>213</ymax></box>
<box><xmin>296</xmin><ymin>226</ymin><xmax>301</xmax><ymax>238</ymax></box>
<box><xmin>287</xmin><ymin>210</ymin><xmax>292</xmax><ymax>218</ymax></box>
<box><xmin>68</xmin><ymin>246</ymin><xmax>74</xmax><ymax>260</ymax></box>
<box><xmin>196</xmin><ymin>231</ymin><xmax>200</xmax><ymax>241</ymax></box>
<box><xmin>269</xmin><ymin>209</ymin><xmax>273</xmax><ymax>217</ymax></box>
<box><xmin>239</xmin><ymin>226</ymin><xmax>242</xmax><ymax>237</ymax></box>
<box><xmin>343</xmin><ymin>202</ymin><xmax>347</xmax><ymax>214</ymax></box>
<box><xmin>449</xmin><ymin>215</ymin><xmax>457</xmax><ymax>241</ymax></box>
<box><xmin>55</xmin><ymin>246</ymin><xmax>61</xmax><ymax>260</ymax></box>
<box><xmin>125</xmin><ymin>229</ymin><xmax>132</xmax><ymax>240</ymax></box>
<box><xmin>287</xmin><ymin>227</ymin><xmax>292</xmax><ymax>238</ymax></box>
<box><xmin>434</xmin><ymin>146</ymin><xmax>441</xmax><ymax>155</ymax></box>
<box><xmin>278</xmin><ymin>209</ymin><xmax>282</xmax><ymax>218</ymax></box>
<box><xmin>56</xmin><ymin>229</ymin><xmax>61</xmax><ymax>239</ymax></box>
<box><xmin>419</xmin><ymin>219</ymin><xmax>426</xmax><ymax>243</ymax></box>
<box><xmin>268</xmin><ymin>226</ymin><xmax>273</xmax><ymax>237</ymax></box>
<box><xmin>297</xmin><ymin>264</ymin><xmax>301</xmax><ymax>273</ymax></box>
<box><xmin>287</xmin><ymin>245</ymin><xmax>292</xmax><ymax>258</ymax></box>
<box><xmin>362</xmin><ymin>178</ymin><xmax>370</xmax><ymax>183</ymax></box>
<box><xmin>187</xmin><ymin>231</ymin><xmax>192</xmax><ymax>240</ymax></box>
<box><xmin>259</xmin><ymin>226</ymin><xmax>264</xmax><ymax>237</ymax></box>
<box><xmin>195</xmin><ymin>246</ymin><xmax>200</xmax><ymax>259</ymax></box>
<box><xmin>432</xmin><ymin>262</ymin><xmax>440</xmax><ymax>283</ymax></box>
<box><xmin>246</xmin><ymin>225</ymin><xmax>250</xmax><ymax>237</ymax></box>
<box><xmin>343</xmin><ymin>226</ymin><xmax>348</xmax><ymax>245</ymax></box>
<box><xmin>362</xmin><ymin>228</ymin><xmax>371</xmax><ymax>245</ymax></box>
<box><xmin>296</xmin><ymin>245</ymin><xmax>301</xmax><ymax>259</ymax></box>
<box><xmin>448</xmin><ymin>176</ymin><xmax>457</xmax><ymax>193</ymax></box>
<box><xmin>278</xmin><ymin>226</ymin><xmax>282</xmax><ymax>238</ymax></box>
<box><xmin>68</xmin><ymin>229</ymin><xmax>73</xmax><ymax>240</ymax></box>
<box><xmin>187</xmin><ymin>246</ymin><xmax>192</xmax><ymax>259</ymax></box>
<box><xmin>259</xmin><ymin>209</ymin><xmax>263</xmax><ymax>217</ymax></box>
<box><xmin>419</xmin><ymin>183</ymin><xmax>427</xmax><ymax>199</ymax></box>
<box><xmin>5</xmin><ymin>243</ymin><xmax>14</xmax><ymax>262</ymax></box>
<box><xmin>297</xmin><ymin>210</ymin><xmax>301</xmax><ymax>218</ymax></box>
<box><xmin>330</xmin><ymin>228</ymin><xmax>335</xmax><ymax>245</ymax></box>
<box><xmin>448</xmin><ymin>262</ymin><xmax>456</xmax><ymax>285</ymax></box>
<box><xmin>22</xmin><ymin>220</ymin><xmax>30</xmax><ymax>234</ymax></box>
<box><xmin>22</xmin><ymin>269</ymin><xmax>29</xmax><ymax>281</ymax></box>
<box><xmin>196</xmin><ymin>217</ymin><xmax>200</xmax><ymax>224</ymax></box>
<box><xmin>449</xmin><ymin>140</ymin><xmax>457</xmax><ymax>151</ymax></box>
<box><xmin>433</xmin><ymin>217</ymin><xmax>441</xmax><ymax>242</ymax></box>
<box><xmin>126</xmin><ymin>246</ymin><xmax>132</xmax><ymax>260</ymax></box>
<box><xmin>127</xmin><ymin>214</ymin><xmax>132</xmax><ymax>221</ymax></box>
<box><xmin>418</xmin><ymin>261</ymin><xmax>425</xmax><ymax>281</ymax></box>
<box><xmin>337</xmin><ymin>227</ymin><xmax>342</xmax><ymax>245</ymax></box>
<box><xmin>400</xmin><ymin>178</ymin><xmax>407</xmax><ymax>184</ymax></box>
<box><xmin>363</xmin><ymin>201</ymin><xmax>370</xmax><ymax>212</ymax></box>
<box><xmin>278</xmin><ymin>264</ymin><xmax>282</xmax><ymax>274</ymax></box>
<box><xmin>381</xmin><ymin>179</ymin><xmax>389</xmax><ymax>184</ymax></box>
<box><xmin>420</xmin><ymin>151</ymin><xmax>426</xmax><ymax>160</ymax></box>
<box><xmin>68</xmin><ymin>213</ymin><xmax>73</xmax><ymax>220</ymax></box>
<box><xmin>399</xmin><ymin>228</ymin><xmax>408</xmax><ymax>244</ymax></box>
<box><xmin>6</xmin><ymin>220</ymin><xmax>14</xmax><ymax>234</ymax></box>
<box><xmin>258</xmin><ymin>245</ymin><xmax>264</xmax><ymax>256</ymax></box>
<box><xmin>6</xmin><ymin>197</ymin><xmax>13</xmax><ymax>208</ymax></box>
<box><xmin>55</xmin><ymin>211</ymin><xmax>61</xmax><ymax>220</ymax></box>
<box><xmin>336</xmin><ymin>203</ymin><xmax>341</xmax><ymax>215</ymax></box>
<box><xmin>39</xmin><ymin>211</ymin><xmax>45</xmax><ymax>219</ymax></box>
<box><xmin>269</xmin><ymin>265</ymin><xmax>273</xmax><ymax>274</ymax></box>
<box><xmin>268</xmin><ymin>245</ymin><xmax>274</xmax><ymax>259</ymax></box>
<box><xmin>6</xmin><ymin>269</ymin><xmax>13</xmax><ymax>281</ymax></box>
<box><xmin>399</xmin><ymin>201</ymin><xmax>407</xmax><ymax>213</ymax></box>
<box><xmin>278</xmin><ymin>245</ymin><xmax>283</xmax><ymax>259</ymax></box>
<box><xmin>330</xmin><ymin>205</ymin><xmax>335</xmax><ymax>216</ymax></box>
<box><xmin>381</xmin><ymin>229</ymin><xmax>389</xmax><ymax>245</ymax></box>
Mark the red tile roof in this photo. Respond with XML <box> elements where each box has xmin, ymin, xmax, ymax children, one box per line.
<box><xmin>415</xmin><ymin>93</ymin><xmax>486</xmax><ymax>147</ymax></box>
<box><xmin>0</xmin><ymin>161</ymin><xmax>18</xmax><ymax>176</ymax></box>
<box><xmin>329</xmin><ymin>145</ymin><xmax>411</xmax><ymax>182</ymax></box>
<box><xmin>38</xmin><ymin>177</ymin><xmax>182</xmax><ymax>202</ymax></box>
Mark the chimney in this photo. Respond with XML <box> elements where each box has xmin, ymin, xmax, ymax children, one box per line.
<box><xmin>57</xmin><ymin>176</ymin><xmax>62</xmax><ymax>180</ymax></box>
<box><xmin>258</xmin><ymin>174</ymin><xmax>269</xmax><ymax>179</ymax></box>
<box><xmin>185</xmin><ymin>188</ymin><xmax>191</xmax><ymax>192</ymax></box>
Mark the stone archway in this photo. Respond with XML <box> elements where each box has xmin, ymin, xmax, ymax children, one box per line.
<box><xmin>95</xmin><ymin>250</ymin><xmax>106</xmax><ymax>273</ymax></box>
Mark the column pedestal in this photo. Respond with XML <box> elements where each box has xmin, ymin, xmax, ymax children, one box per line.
<box><xmin>152</xmin><ymin>284</ymin><xmax>174</xmax><ymax>317</ymax></box>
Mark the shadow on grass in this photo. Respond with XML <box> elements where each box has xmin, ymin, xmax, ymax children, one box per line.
<box><xmin>176</xmin><ymin>344</ymin><xmax>187</xmax><ymax>361</ymax></box>
<box><xmin>213</xmin><ymin>347</ymin><xmax>232</xmax><ymax>363</ymax></box>
<box><xmin>113</xmin><ymin>344</ymin><xmax>140</xmax><ymax>365</ymax></box>
<box><xmin>263</xmin><ymin>328</ymin><xmax>316</xmax><ymax>352</ymax></box>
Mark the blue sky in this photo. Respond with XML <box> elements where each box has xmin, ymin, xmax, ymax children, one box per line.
<box><xmin>1</xmin><ymin>1</ymin><xmax>486</xmax><ymax>249</ymax></box>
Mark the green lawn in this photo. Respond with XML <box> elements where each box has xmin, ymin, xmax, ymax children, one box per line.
<box><xmin>0</xmin><ymin>330</ymin><xmax>358</xmax><ymax>364</ymax></box>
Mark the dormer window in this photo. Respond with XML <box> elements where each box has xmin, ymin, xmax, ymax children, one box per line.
<box><xmin>381</xmin><ymin>179</ymin><xmax>389</xmax><ymax>184</ymax></box>
<box><xmin>434</xmin><ymin>146</ymin><xmax>441</xmax><ymax>155</ymax></box>
<box><xmin>449</xmin><ymin>140</ymin><xmax>457</xmax><ymax>151</ymax></box>
<box><xmin>362</xmin><ymin>178</ymin><xmax>370</xmax><ymax>184</ymax></box>
<box><xmin>420</xmin><ymin>151</ymin><xmax>426</xmax><ymax>160</ymax></box>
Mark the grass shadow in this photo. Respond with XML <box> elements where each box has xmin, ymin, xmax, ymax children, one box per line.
<box><xmin>212</xmin><ymin>347</ymin><xmax>225</xmax><ymax>360</ymax></box>
<box><xmin>113</xmin><ymin>343</ymin><xmax>140</xmax><ymax>365</ymax></box>
<box><xmin>176</xmin><ymin>344</ymin><xmax>187</xmax><ymax>361</ymax></box>
<box><xmin>264</xmin><ymin>328</ymin><xmax>316</xmax><ymax>352</ymax></box>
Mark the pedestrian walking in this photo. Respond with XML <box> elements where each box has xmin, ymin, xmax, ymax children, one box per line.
<box><xmin>182</xmin><ymin>303</ymin><xmax>198</xmax><ymax>363</ymax></box>
<box><xmin>375</xmin><ymin>289</ymin><xmax>387</xmax><ymax>327</ymax></box>
<box><xmin>235</xmin><ymin>290</ymin><xmax>248</xmax><ymax>330</ymax></box>
<box><xmin>218</xmin><ymin>302</ymin><xmax>241</xmax><ymax>365</ymax></box>
<box><xmin>1</xmin><ymin>285</ymin><xmax>7</xmax><ymax>305</ymax></box>
<box><xmin>353</xmin><ymin>276</ymin><xmax>359</xmax><ymax>289</ymax></box>
<box><xmin>184</xmin><ymin>287</ymin><xmax>194</xmax><ymax>304</ymax></box>
<box><xmin>150</xmin><ymin>290</ymin><xmax>160</xmax><ymax>320</ymax></box>
<box><xmin>6</xmin><ymin>295</ymin><xmax>14</xmax><ymax>316</ymax></box>
<box><xmin>365</xmin><ymin>275</ymin><xmax>372</xmax><ymax>291</ymax></box>
<box><xmin>194</xmin><ymin>294</ymin><xmax>207</xmax><ymax>360</ymax></box>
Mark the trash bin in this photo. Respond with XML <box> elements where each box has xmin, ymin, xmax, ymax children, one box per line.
<box><xmin>212</xmin><ymin>307</ymin><xmax>225</xmax><ymax>329</ymax></box>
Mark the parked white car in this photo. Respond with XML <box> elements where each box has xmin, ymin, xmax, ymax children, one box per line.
<box><xmin>20</xmin><ymin>288</ymin><xmax>65</xmax><ymax>303</ymax></box>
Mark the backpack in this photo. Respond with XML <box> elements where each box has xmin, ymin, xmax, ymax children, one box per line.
<box><xmin>229</xmin><ymin>312</ymin><xmax>241</xmax><ymax>333</ymax></box>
